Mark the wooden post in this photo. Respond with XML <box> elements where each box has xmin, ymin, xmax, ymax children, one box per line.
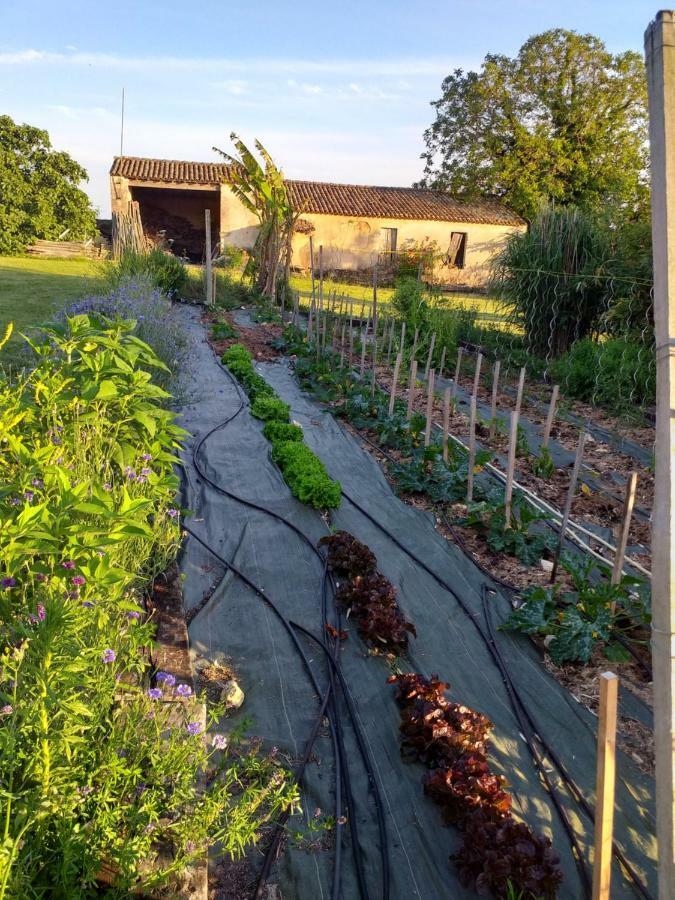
<box><xmin>371</xmin><ymin>335</ymin><xmax>378</xmax><ymax>397</ymax></box>
<box><xmin>489</xmin><ymin>360</ymin><xmax>501</xmax><ymax>441</ymax></box>
<box><xmin>318</xmin><ymin>244</ymin><xmax>324</xmax><ymax>314</ymax></box>
<box><xmin>309</xmin><ymin>235</ymin><xmax>316</xmax><ymax>308</ymax></box>
<box><xmin>410</xmin><ymin>328</ymin><xmax>419</xmax><ymax>369</ymax></box>
<box><xmin>466</xmin><ymin>395</ymin><xmax>477</xmax><ymax>503</ymax></box>
<box><xmin>424</xmin><ymin>369</ymin><xmax>435</xmax><ymax>446</ymax></box>
<box><xmin>425</xmin><ymin>332</ymin><xmax>437</xmax><ymax>379</ymax></box>
<box><xmin>406</xmin><ymin>360</ymin><xmax>417</xmax><ymax>421</ymax></box>
<box><xmin>293</xmin><ymin>293</ymin><xmax>299</xmax><ymax>328</ymax></box>
<box><xmin>645</xmin><ymin>16</ymin><xmax>675</xmax><ymax>893</ymax></box>
<box><xmin>611</xmin><ymin>472</ymin><xmax>638</xmax><ymax>587</ymax></box>
<box><xmin>438</xmin><ymin>345</ymin><xmax>447</xmax><ymax>381</ymax></box>
<box><xmin>504</xmin><ymin>410</ymin><xmax>519</xmax><ymax>527</ymax></box>
<box><xmin>349</xmin><ymin>315</ymin><xmax>354</xmax><ymax>360</ymax></box>
<box><xmin>204</xmin><ymin>209</ymin><xmax>213</xmax><ymax>307</ymax></box>
<box><xmin>551</xmin><ymin>430</ymin><xmax>587</xmax><ymax>582</ymax></box>
<box><xmin>400</xmin><ymin>321</ymin><xmax>406</xmax><ymax>355</ymax></box>
<box><xmin>442</xmin><ymin>387</ymin><xmax>451</xmax><ymax>463</ymax></box>
<box><xmin>542</xmin><ymin>385</ymin><xmax>560</xmax><ymax>449</ymax></box>
<box><xmin>359</xmin><ymin>331</ymin><xmax>368</xmax><ymax>380</ymax></box>
<box><xmin>515</xmin><ymin>366</ymin><xmax>526</xmax><ymax>418</ymax></box>
<box><xmin>389</xmin><ymin>351</ymin><xmax>403</xmax><ymax>416</ymax></box>
<box><xmin>472</xmin><ymin>352</ymin><xmax>483</xmax><ymax>397</ymax></box>
<box><xmin>591</xmin><ymin>672</ymin><xmax>619</xmax><ymax>900</ymax></box>
<box><xmin>454</xmin><ymin>346</ymin><xmax>464</xmax><ymax>390</ymax></box>
<box><xmin>372</xmin><ymin>267</ymin><xmax>378</xmax><ymax>327</ymax></box>
<box><xmin>212</xmin><ymin>269</ymin><xmax>217</xmax><ymax>308</ymax></box>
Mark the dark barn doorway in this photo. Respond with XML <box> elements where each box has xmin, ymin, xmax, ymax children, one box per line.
<box><xmin>131</xmin><ymin>186</ymin><xmax>220</xmax><ymax>261</ymax></box>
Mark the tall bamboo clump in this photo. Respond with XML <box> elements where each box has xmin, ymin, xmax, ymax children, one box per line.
<box><xmin>214</xmin><ymin>134</ymin><xmax>298</xmax><ymax>301</ymax></box>
<box><xmin>111</xmin><ymin>201</ymin><xmax>147</xmax><ymax>258</ymax></box>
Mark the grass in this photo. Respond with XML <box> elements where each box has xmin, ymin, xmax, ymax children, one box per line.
<box><xmin>0</xmin><ymin>256</ymin><xmax>108</xmax><ymax>368</ymax></box>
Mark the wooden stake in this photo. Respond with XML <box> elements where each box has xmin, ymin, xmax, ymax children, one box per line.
<box><xmin>400</xmin><ymin>321</ymin><xmax>406</xmax><ymax>354</ymax></box>
<box><xmin>389</xmin><ymin>351</ymin><xmax>402</xmax><ymax>416</ymax></box>
<box><xmin>466</xmin><ymin>395</ymin><xmax>477</xmax><ymax>503</ymax></box>
<box><xmin>438</xmin><ymin>346</ymin><xmax>447</xmax><ymax>380</ymax></box>
<box><xmin>489</xmin><ymin>360</ymin><xmax>501</xmax><ymax>441</ymax></box>
<box><xmin>204</xmin><ymin>209</ymin><xmax>213</xmax><ymax>307</ymax></box>
<box><xmin>551</xmin><ymin>429</ymin><xmax>588</xmax><ymax>582</ymax></box>
<box><xmin>424</xmin><ymin>369</ymin><xmax>436</xmax><ymax>446</ymax></box>
<box><xmin>406</xmin><ymin>360</ymin><xmax>417</xmax><ymax>421</ymax></box>
<box><xmin>542</xmin><ymin>384</ymin><xmax>560</xmax><ymax>449</ymax></box>
<box><xmin>339</xmin><ymin>321</ymin><xmax>346</xmax><ymax>369</ymax></box>
<box><xmin>504</xmin><ymin>409</ymin><xmax>520</xmax><ymax>528</ymax></box>
<box><xmin>293</xmin><ymin>293</ymin><xmax>299</xmax><ymax>328</ymax></box>
<box><xmin>425</xmin><ymin>332</ymin><xmax>437</xmax><ymax>379</ymax></box>
<box><xmin>591</xmin><ymin>672</ymin><xmax>619</xmax><ymax>900</ymax></box>
<box><xmin>454</xmin><ymin>346</ymin><xmax>464</xmax><ymax>389</ymax></box>
<box><xmin>611</xmin><ymin>472</ymin><xmax>638</xmax><ymax>588</ymax></box>
<box><xmin>359</xmin><ymin>331</ymin><xmax>368</xmax><ymax>380</ymax></box>
<box><xmin>349</xmin><ymin>316</ymin><xmax>354</xmax><ymax>360</ymax></box>
<box><xmin>318</xmin><ymin>244</ymin><xmax>324</xmax><ymax>314</ymax></box>
<box><xmin>515</xmin><ymin>366</ymin><xmax>526</xmax><ymax>418</ymax></box>
<box><xmin>309</xmin><ymin>235</ymin><xmax>316</xmax><ymax>308</ymax></box>
<box><xmin>371</xmin><ymin>335</ymin><xmax>378</xmax><ymax>397</ymax></box>
<box><xmin>472</xmin><ymin>352</ymin><xmax>483</xmax><ymax>396</ymax></box>
<box><xmin>411</xmin><ymin>328</ymin><xmax>419</xmax><ymax>369</ymax></box>
<box><xmin>442</xmin><ymin>387</ymin><xmax>450</xmax><ymax>463</ymax></box>
<box><xmin>372</xmin><ymin>267</ymin><xmax>378</xmax><ymax>326</ymax></box>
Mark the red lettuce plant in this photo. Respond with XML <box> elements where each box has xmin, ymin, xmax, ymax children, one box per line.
<box><xmin>319</xmin><ymin>531</ymin><xmax>377</xmax><ymax>578</ymax></box>
<box><xmin>337</xmin><ymin>573</ymin><xmax>415</xmax><ymax>654</ymax></box>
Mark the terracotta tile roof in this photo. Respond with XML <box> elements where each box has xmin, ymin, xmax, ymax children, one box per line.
<box><xmin>110</xmin><ymin>156</ymin><xmax>525</xmax><ymax>226</ymax></box>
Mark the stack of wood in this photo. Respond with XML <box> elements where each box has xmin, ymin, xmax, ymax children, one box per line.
<box><xmin>27</xmin><ymin>239</ymin><xmax>108</xmax><ymax>259</ymax></box>
<box><xmin>139</xmin><ymin>203</ymin><xmax>203</xmax><ymax>258</ymax></box>
<box><xmin>112</xmin><ymin>201</ymin><xmax>148</xmax><ymax>258</ymax></box>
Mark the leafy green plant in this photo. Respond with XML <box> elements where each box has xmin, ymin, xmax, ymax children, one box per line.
<box><xmin>270</xmin><ymin>441</ymin><xmax>341</xmax><ymax>509</ymax></box>
<box><xmin>502</xmin><ymin>554</ymin><xmax>649</xmax><ymax>664</ymax></box>
<box><xmin>107</xmin><ymin>247</ymin><xmax>188</xmax><ymax>298</ymax></box>
<box><xmin>532</xmin><ymin>446</ymin><xmax>555</xmax><ymax>481</ymax></box>
<box><xmin>462</xmin><ymin>497</ymin><xmax>554</xmax><ymax>566</ymax></box>
<box><xmin>250</xmin><ymin>395</ymin><xmax>291</xmax><ymax>422</ymax></box>
<box><xmin>212</xmin><ymin>320</ymin><xmax>238</xmax><ymax>340</ymax></box>
<box><xmin>262</xmin><ymin>420</ymin><xmax>303</xmax><ymax>443</ymax></box>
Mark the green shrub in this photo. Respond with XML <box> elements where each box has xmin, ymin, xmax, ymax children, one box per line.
<box><xmin>108</xmin><ymin>248</ymin><xmax>188</xmax><ymax>298</ymax></box>
<box><xmin>250</xmin><ymin>394</ymin><xmax>291</xmax><ymax>422</ymax></box>
<box><xmin>391</xmin><ymin>277</ymin><xmax>430</xmax><ymax>333</ymax></box>
<box><xmin>212</xmin><ymin>320</ymin><xmax>238</xmax><ymax>340</ymax></box>
<box><xmin>263</xmin><ymin>420</ymin><xmax>303</xmax><ymax>443</ymax></box>
<box><xmin>271</xmin><ymin>441</ymin><xmax>342</xmax><ymax>509</ymax></box>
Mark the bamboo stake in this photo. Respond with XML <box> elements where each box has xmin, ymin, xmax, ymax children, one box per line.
<box><xmin>542</xmin><ymin>384</ymin><xmax>560</xmax><ymax>449</ymax></box>
<box><xmin>551</xmin><ymin>430</ymin><xmax>588</xmax><ymax>582</ymax></box>
<box><xmin>410</xmin><ymin>328</ymin><xmax>419</xmax><ymax>369</ymax></box>
<box><xmin>504</xmin><ymin>409</ymin><xmax>520</xmax><ymax>528</ymax></box>
<box><xmin>204</xmin><ymin>210</ymin><xmax>213</xmax><ymax>307</ymax></box>
<box><xmin>371</xmin><ymin>335</ymin><xmax>378</xmax><ymax>398</ymax></box>
<box><xmin>406</xmin><ymin>360</ymin><xmax>417</xmax><ymax>421</ymax></box>
<box><xmin>372</xmin><ymin>267</ymin><xmax>378</xmax><ymax>327</ymax></box>
<box><xmin>425</xmin><ymin>332</ymin><xmax>437</xmax><ymax>379</ymax></box>
<box><xmin>359</xmin><ymin>317</ymin><xmax>369</xmax><ymax>379</ymax></box>
<box><xmin>611</xmin><ymin>472</ymin><xmax>638</xmax><ymax>590</ymax></box>
<box><xmin>466</xmin><ymin>395</ymin><xmax>477</xmax><ymax>503</ymax></box>
<box><xmin>293</xmin><ymin>293</ymin><xmax>299</xmax><ymax>328</ymax></box>
<box><xmin>309</xmin><ymin>235</ymin><xmax>316</xmax><ymax>308</ymax></box>
<box><xmin>438</xmin><ymin>346</ymin><xmax>447</xmax><ymax>381</ymax></box>
<box><xmin>442</xmin><ymin>387</ymin><xmax>451</xmax><ymax>463</ymax></box>
<box><xmin>424</xmin><ymin>369</ymin><xmax>436</xmax><ymax>446</ymax></box>
<box><xmin>400</xmin><ymin>321</ymin><xmax>406</xmax><ymax>354</ymax></box>
<box><xmin>389</xmin><ymin>352</ymin><xmax>403</xmax><ymax>416</ymax></box>
<box><xmin>454</xmin><ymin>346</ymin><xmax>464</xmax><ymax>390</ymax></box>
<box><xmin>515</xmin><ymin>366</ymin><xmax>526</xmax><ymax>418</ymax></box>
<box><xmin>472</xmin><ymin>352</ymin><xmax>483</xmax><ymax>397</ymax></box>
<box><xmin>318</xmin><ymin>244</ymin><xmax>324</xmax><ymax>314</ymax></box>
<box><xmin>489</xmin><ymin>360</ymin><xmax>501</xmax><ymax>441</ymax></box>
<box><xmin>349</xmin><ymin>316</ymin><xmax>354</xmax><ymax>360</ymax></box>
<box><xmin>591</xmin><ymin>672</ymin><xmax>619</xmax><ymax>900</ymax></box>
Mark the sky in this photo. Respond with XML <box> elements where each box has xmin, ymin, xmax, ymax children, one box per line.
<box><xmin>0</xmin><ymin>0</ymin><xmax>662</xmax><ymax>216</ymax></box>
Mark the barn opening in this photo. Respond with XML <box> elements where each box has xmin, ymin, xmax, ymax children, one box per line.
<box><xmin>130</xmin><ymin>186</ymin><xmax>220</xmax><ymax>261</ymax></box>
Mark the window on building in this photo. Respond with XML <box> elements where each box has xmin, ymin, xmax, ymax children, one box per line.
<box><xmin>447</xmin><ymin>232</ymin><xmax>467</xmax><ymax>268</ymax></box>
<box><xmin>381</xmin><ymin>227</ymin><xmax>398</xmax><ymax>257</ymax></box>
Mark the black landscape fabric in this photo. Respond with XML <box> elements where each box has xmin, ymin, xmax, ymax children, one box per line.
<box><xmin>176</xmin><ymin>306</ymin><xmax>656</xmax><ymax>900</ymax></box>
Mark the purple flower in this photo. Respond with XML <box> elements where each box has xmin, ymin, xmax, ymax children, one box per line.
<box><xmin>1</xmin><ymin>578</ymin><xmax>17</xmax><ymax>590</ymax></box>
<box><xmin>156</xmin><ymin>671</ymin><xmax>175</xmax><ymax>686</ymax></box>
<box><xmin>34</xmin><ymin>573</ymin><xmax>47</xmax><ymax>583</ymax></box>
<box><xmin>71</xmin><ymin>575</ymin><xmax>86</xmax><ymax>587</ymax></box>
<box><xmin>0</xmin><ymin>705</ymin><xmax>13</xmax><ymax>716</ymax></box>
<box><xmin>147</xmin><ymin>687</ymin><xmax>162</xmax><ymax>700</ymax></box>
<box><xmin>8</xmin><ymin>498</ymin><xmax>20</xmax><ymax>507</ymax></box>
<box><xmin>141</xmin><ymin>454</ymin><xmax>152</xmax><ymax>462</ymax></box>
<box><xmin>167</xmin><ymin>508</ymin><xmax>180</xmax><ymax>519</ymax></box>
<box><xmin>136</xmin><ymin>475</ymin><xmax>148</xmax><ymax>484</ymax></box>
<box><xmin>176</xmin><ymin>684</ymin><xmax>192</xmax><ymax>697</ymax></box>
<box><xmin>103</xmin><ymin>483</ymin><xmax>112</xmax><ymax>492</ymax></box>
<box><xmin>81</xmin><ymin>600</ymin><xmax>95</xmax><ymax>608</ymax></box>
<box><xmin>186</xmin><ymin>721</ymin><xmax>202</xmax><ymax>736</ymax></box>
<box><xmin>116</xmin><ymin>748</ymin><xmax>128</xmax><ymax>758</ymax></box>
<box><xmin>36</xmin><ymin>604</ymin><xmax>46</xmax><ymax>621</ymax></box>
<box><xmin>140</xmin><ymin>468</ymin><xmax>152</xmax><ymax>477</ymax></box>
<box><xmin>124</xmin><ymin>467</ymin><xmax>136</xmax><ymax>480</ymax></box>
<box><xmin>23</xmin><ymin>491</ymin><xmax>34</xmax><ymax>503</ymax></box>
<box><xmin>101</xmin><ymin>649</ymin><xmax>116</xmax><ymax>664</ymax></box>
<box><xmin>31</xmin><ymin>478</ymin><xmax>43</xmax><ymax>488</ymax></box>
<box><xmin>126</xmin><ymin>610</ymin><xmax>141</xmax><ymax>621</ymax></box>
<box><xmin>211</xmin><ymin>733</ymin><xmax>227</xmax><ymax>750</ymax></box>
<box><xmin>62</xmin><ymin>561</ymin><xmax>76</xmax><ymax>570</ymax></box>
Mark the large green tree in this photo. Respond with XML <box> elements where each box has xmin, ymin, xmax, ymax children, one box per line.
<box><xmin>418</xmin><ymin>30</ymin><xmax>649</xmax><ymax>222</ymax></box>
<box><xmin>0</xmin><ymin>115</ymin><xmax>97</xmax><ymax>254</ymax></box>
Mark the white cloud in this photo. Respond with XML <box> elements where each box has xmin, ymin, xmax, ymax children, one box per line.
<box><xmin>215</xmin><ymin>79</ymin><xmax>248</xmax><ymax>96</ymax></box>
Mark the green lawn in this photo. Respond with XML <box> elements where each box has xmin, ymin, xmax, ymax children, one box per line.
<box><xmin>0</xmin><ymin>256</ymin><xmax>108</xmax><ymax>368</ymax></box>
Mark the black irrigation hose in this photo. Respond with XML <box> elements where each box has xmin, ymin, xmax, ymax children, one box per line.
<box><xmin>290</xmin><ymin>620</ymin><xmax>391</xmax><ymax>900</ymax></box>
<box><xmin>338</xmin><ymin>488</ymin><xmax>653</xmax><ymax>900</ymax></box>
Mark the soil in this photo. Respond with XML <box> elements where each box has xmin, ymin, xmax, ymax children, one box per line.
<box><xmin>204</xmin><ymin>309</ymin><xmax>284</xmax><ymax>362</ymax></box>
<box><xmin>147</xmin><ymin>562</ymin><xmax>194</xmax><ymax>687</ymax></box>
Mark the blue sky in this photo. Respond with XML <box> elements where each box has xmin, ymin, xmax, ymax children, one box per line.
<box><xmin>0</xmin><ymin>0</ymin><xmax>660</xmax><ymax>215</ymax></box>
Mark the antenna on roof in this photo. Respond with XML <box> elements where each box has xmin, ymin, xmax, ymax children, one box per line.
<box><xmin>120</xmin><ymin>87</ymin><xmax>125</xmax><ymax>157</ymax></box>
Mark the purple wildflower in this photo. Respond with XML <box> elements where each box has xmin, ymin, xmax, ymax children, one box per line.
<box><xmin>167</xmin><ymin>508</ymin><xmax>180</xmax><ymax>518</ymax></box>
<box><xmin>186</xmin><ymin>721</ymin><xmax>202</xmax><ymax>736</ymax></box>
<box><xmin>81</xmin><ymin>600</ymin><xmax>95</xmax><ymax>608</ymax></box>
<box><xmin>31</xmin><ymin>478</ymin><xmax>43</xmax><ymax>488</ymax></box>
<box><xmin>141</xmin><ymin>454</ymin><xmax>152</xmax><ymax>462</ymax></box>
<box><xmin>0</xmin><ymin>705</ymin><xmax>13</xmax><ymax>716</ymax></box>
<box><xmin>176</xmin><ymin>684</ymin><xmax>192</xmax><ymax>697</ymax></box>
<box><xmin>136</xmin><ymin>475</ymin><xmax>148</xmax><ymax>484</ymax></box>
<box><xmin>71</xmin><ymin>575</ymin><xmax>86</xmax><ymax>587</ymax></box>
<box><xmin>211</xmin><ymin>733</ymin><xmax>227</xmax><ymax>750</ymax></box>
<box><xmin>66</xmin><ymin>591</ymin><xmax>79</xmax><ymax>599</ymax></box>
<box><xmin>126</xmin><ymin>610</ymin><xmax>141</xmax><ymax>621</ymax></box>
<box><xmin>123</xmin><ymin>467</ymin><xmax>136</xmax><ymax>480</ymax></box>
<box><xmin>147</xmin><ymin>687</ymin><xmax>162</xmax><ymax>700</ymax></box>
<box><xmin>103</xmin><ymin>483</ymin><xmax>112</xmax><ymax>491</ymax></box>
<box><xmin>1</xmin><ymin>578</ymin><xmax>17</xmax><ymax>590</ymax></box>
<box><xmin>140</xmin><ymin>468</ymin><xmax>152</xmax><ymax>477</ymax></box>
<box><xmin>101</xmin><ymin>649</ymin><xmax>116</xmax><ymax>664</ymax></box>
<box><xmin>37</xmin><ymin>604</ymin><xmax>46</xmax><ymax>621</ymax></box>
<box><xmin>23</xmin><ymin>491</ymin><xmax>34</xmax><ymax>502</ymax></box>
<box><xmin>62</xmin><ymin>561</ymin><xmax>76</xmax><ymax>570</ymax></box>
<box><xmin>156</xmin><ymin>671</ymin><xmax>176</xmax><ymax>686</ymax></box>
<box><xmin>8</xmin><ymin>498</ymin><xmax>20</xmax><ymax>507</ymax></box>
<box><xmin>34</xmin><ymin>573</ymin><xmax>47</xmax><ymax>583</ymax></box>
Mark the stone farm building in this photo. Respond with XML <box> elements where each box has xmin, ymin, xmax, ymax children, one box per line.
<box><xmin>110</xmin><ymin>156</ymin><xmax>526</xmax><ymax>287</ymax></box>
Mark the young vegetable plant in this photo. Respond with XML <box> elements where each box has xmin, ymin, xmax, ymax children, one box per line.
<box><xmin>532</xmin><ymin>446</ymin><xmax>555</xmax><ymax>481</ymax></box>
<box><xmin>461</xmin><ymin>496</ymin><xmax>554</xmax><ymax>567</ymax></box>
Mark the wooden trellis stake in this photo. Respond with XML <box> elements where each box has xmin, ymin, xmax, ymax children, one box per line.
<box><xmin>454</xmin><ymin>346</ymin><xmax>464</xmax><ymax>390</ymax></box>
<box><xmin>610</xmin><ymin>472</ymin><xmax>638</xmax><ymax>609</ymax></box>
<box><xmin>400</xmin><ymin>321</ymin><xmax>406</xmax><ymax>354</ymax></box>
<box><xmin>424</xmin><ymin>369</ymin><xmax>436</xmax><ymax>446</ymax></box>
<box><xmin>359</xmin><ymin>329</ymin><xmax>368</xmax><ymax>379</ymax></box>
<box><xmin>504</xmin><ymin>409</ymin><xmax>520</xmax><ymax>529</ymax></box>
<box><xmin>515</xmin><ymin>366</ymin><xmax>526</xmax><ymax>418</ymax></box>
<box><xmin>307</xmin><ymin>300</ymin><xmax>314</xmax><ymax>342</ymax></box>
<box><xmin>466</xmin><ymin>395</ymin><xmax>477</xmax><ymax>503</ymax></box>
<box><xmin>591</xmin><ymin>672</ymin><xmax>619</xmax><ymax>900</ymax></box>
<box><xmin>371</xmin><ymin>336</ymin><xmax>378</xmax><ymax>397</ymax></box>
<box><xmin>372</xmin><ymin>267</ymin><xmax>378</xmax><ymax>326</ymax></box>
<box><xmin>339</xmin><ymin>321</ymin><xmax>346</xmax><ymax>369</ymax></box>
<box><xmin>489</xmin><ymin>360</ymin><xmax>501</xmax><ymax>441</ymax></box>
<box><xmin>293</xmin><ymin>293</ymin><xmax>299</xmax><ymax>328</ymax></box>
<box><xmin>318</xmin><ymin>244</ymin><xmax>324</xmax><ymax>314</ymax></box>
<box><xmin>442</xmin><ymin>387</ymin><xmax>451</xmax><ymax>463</ymax></box>
<box><xmin>425</xmin><ymin>332</ymin><xmax>437</xmax><ymax>379</ymax></box>
<box><xmin>551</xmin><ymin>430</ymin><xmax>588</xmax><ymax>582</ymax></box>
<box><xmin>406</xmin><ymin>360</ymin><xmax>418</xmax><ymax>421</ymax></box>
<box><xmin>438</xmin><ymin>346</ymin><xmax>447</xmax><ymax>381</ymax></box>
<box><xmin>309</xmin><ymin>235</ymin><xmax>317</xmax><ymax>308</ymax></box>
<box><xmin>542</xmin><ymin>384</ymin><xmax>560</xmax><ymax>449</ymax></box>
<box><xmin>389</xmin><ymin>352</ymin><xmax>403</xmax><ymax>416</ymax></box>
<box><xmin>204</xmin><ymin>210</ymin><xmax>213</xmax><ymax>307</ymax></box>
<box><xmin>349</xmin><ymin>315</ymin><xmax>354</xmax><ymax>360</ymax></box>
<box><xmin>411</xmin><ymin>328</ymin><xmax>419</xmax><ymax>369</ymax></box>
<box><xmin>472</xmin><ymin>352</ymin><xmax>483</xmax><ymax>397</ymax></box>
